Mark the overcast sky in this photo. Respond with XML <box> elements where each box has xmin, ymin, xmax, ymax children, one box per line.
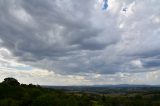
<box><xmin>0</xmin><ymin>0</ymin><xmax>160</xmax><ymax>85</ymax></box>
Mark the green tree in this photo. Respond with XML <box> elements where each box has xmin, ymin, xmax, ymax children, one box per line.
<box><xmin>2</xmin><ymin>77</ymin><xmax>20</xmax><ymax>86</ymax></box>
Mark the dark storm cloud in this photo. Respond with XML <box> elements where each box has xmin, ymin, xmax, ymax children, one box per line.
<box><xmin>0</xmin><ymin>0</ymin><xmax>160</xmax><ymax>75</ymax></box>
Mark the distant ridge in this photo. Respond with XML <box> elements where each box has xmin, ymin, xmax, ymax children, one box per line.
<box><xmin>43</xmin><ymin>84</ymin><xmax>160</xmax><ymax>88</ymax></box>
<box><xmin>90</xmin><ymin>84</ymin><xmax>160</xmax><ymax>88</ymax></box>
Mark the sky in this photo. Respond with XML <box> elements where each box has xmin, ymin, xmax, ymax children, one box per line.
<box><xmin>0</xmin><ymin>0</ymin><xmax>160</xmax><ymax>85</ymax></box>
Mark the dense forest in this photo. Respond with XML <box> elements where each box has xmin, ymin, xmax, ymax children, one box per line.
<box><xmin>0</xmin><ymin>77</ymin><xmax>160</xmax><ymax>106</ymax></box>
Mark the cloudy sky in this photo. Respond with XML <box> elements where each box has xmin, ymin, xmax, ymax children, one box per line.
<box><xmin>0</xmin><ymin>0</ymin><xmax>160</xmax><ymax>85</ymax></box>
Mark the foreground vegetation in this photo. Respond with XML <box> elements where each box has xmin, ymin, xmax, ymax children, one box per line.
<box><xmin>0</xmin><ymin>78</ymin><xmax>160</xmax><ymax>106</ymax></box>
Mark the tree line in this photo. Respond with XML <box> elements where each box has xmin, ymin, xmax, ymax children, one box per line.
<box><xmin>0</xmin><ymin>77</ymin><xmax>160</xmax><ymax>106</ymax></box>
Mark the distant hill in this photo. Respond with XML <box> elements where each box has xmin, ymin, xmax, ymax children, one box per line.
<box><xmin>43</xmin><ymin>84</ymin><xmax>160</xmax><ymax>94</ymax></box>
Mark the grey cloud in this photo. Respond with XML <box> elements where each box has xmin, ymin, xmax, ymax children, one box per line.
<box><xmin>0</xmin><ymin>0</ymin><xmax>159</xmax><ymax>75</ymax></box>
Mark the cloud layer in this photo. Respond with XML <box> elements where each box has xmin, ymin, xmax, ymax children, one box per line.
<box><xmin>0</xmin><ymin>0</ymin><xmax>160</xmax><ymax>84</ymax></box>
